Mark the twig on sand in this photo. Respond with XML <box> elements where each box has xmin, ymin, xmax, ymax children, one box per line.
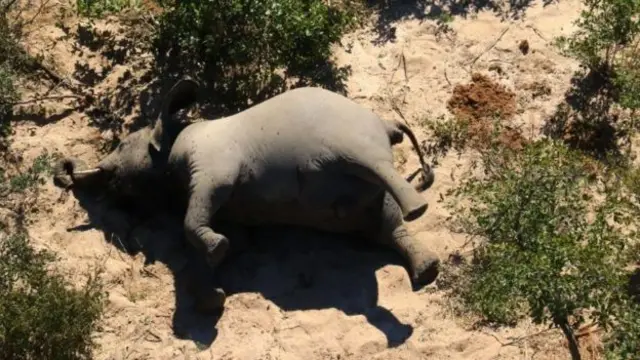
<box><xmin>402</xmin><ymin>52</ymin><xmax>408</xmax><ymax>82</ymax></box>
<box><xmin>24</xmin><ymin>0</ymin><xmax>52</xmax><ymax>27</ymax></box>
<box><xmin>13</xmin><ymin>94</ymin><xmax>85</xmax><ymax>106</ymax></box>
<box><xmin>389</xmin><ymin>47</ymin><xmax>406</xmax><ymax>84</ymax></box>
<box><xmin>482</xmin><ymin>328</ymin><xmax>558</xmax><ymax>348</ymax></box>
<box><xmin>526</xmin><ymin>24</ymin><xmax>548</xmax><ymax>42</ymax></box>
<box><xmin>2</xmin><ymin>0</ymin><xmax>19</xmax><ymax>13</ymax></box>
<box><xmin>444</xmin><ymin>61</ymin><xmax>452</xmax><ymax>87</ymax></box>
<box><xmin>145</xmin><ymin>330</ymin><xmax>162</xmax><ymax>343</ymax></box>
<box><xmin>110</xmin><ymin>233</ymin><xmax>129</xmax><ymax>261</ymax></box>
<box><xmin>469</xmin><ymin>26</ymin><xmax>510</xmax><ymax>70</ymax></box>
<box><xmin>576</xmin><ymin>323</ymin><xmax>601</xmax><ymax>338</ymax></box>
<box><xmin>504</xmin><ymin>329</ymin><xmax>556</xmax><ymax>347</ymax></box>
<box><xmin>391</xmin><ymin>100</ymin><xmax>410</xmax><ymax>127</ymax></box>
<box><xmin>482</xmin><ymin>331</ymin><xmax>512</xmax><ymax>347</ymax></box>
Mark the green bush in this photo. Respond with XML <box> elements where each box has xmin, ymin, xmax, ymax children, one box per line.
<box><xmin>555</xmin><ymin>0</ymin><xmax>640</xmax><ymax>155</ymax></box>
<box><xmin>0</xmin><ymin>153</ymin><xmax>105</xmax><ymax>359</ymax></box>
<box><xmin>0</xmin><ymin>233</ymin><xmax>105</xmax><ymax>360</ymax></box>
<box><xmin>555</xmin><ymin>0</ymin><xmax>640</xmax><ymax>73</ymax></box>
<box><xmin>76</xmin><ymin>0</ymin><xmax>141</xmax><ymax>17</ymax></box>
<box><xmin>0</xmin><ymin>152</ymin><xmax>57</xmax><ymax>196</ymax></box>
<box><xmin>443</xmin><ymin>139</ymin><xmax>639</xmax><ymax>360</ymax></box>
<box><xmin>0</xmin><ymin>1</ymin><xmax>21</xmax><ymax>143</ymax></box>
<box><xmin>604</xmin><ymin>302</ymin><xmax>640</xmax><ymax>359</ymax></box>
<box><xmin>0</xmin><ymin>64</ymin><xmax>17</xmax><ymax>140</ymax></box>
<box><xmin>153</xmin><ymin>0</ymin><xmax>360</xmax><ymax>113</ymax></box>
<box><xmin>420</xmin><ymin>115</ymin><xmax>471</xmax><ymax>165</ymax></box>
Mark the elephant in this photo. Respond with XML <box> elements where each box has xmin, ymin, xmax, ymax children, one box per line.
<box><xmin>54</xmin><ymin>78</ymin><xmax>440</xmax><ymax>312</ymax></box>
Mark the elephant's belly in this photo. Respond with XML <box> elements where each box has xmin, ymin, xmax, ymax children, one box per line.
<box><xmin>217</xmin><ymin>201</ymin><xmax>365</xmax><ymax>233</ymax></box>
<box><xmin>218</xmin><ymin>169</ymin><xmax>382</xmax><ymax>233</ymax></box>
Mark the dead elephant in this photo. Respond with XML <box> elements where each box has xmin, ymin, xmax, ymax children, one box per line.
<box><xmin>54</xmin><ymin>78</ymin><xmax>440</xmax><ymax>313</ymax></box>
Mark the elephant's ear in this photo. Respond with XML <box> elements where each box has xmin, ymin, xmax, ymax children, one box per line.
<box><xmin>150</xmin><ymin>77</ymin><xmax>200</xmax><ymax>152</ymax></box>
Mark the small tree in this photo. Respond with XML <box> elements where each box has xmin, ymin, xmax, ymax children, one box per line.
<box><xmin>443</xmin><ymin>139</ymin><xmax>639</xmax><ymax>360</ymax></box>
<box><xmin>0</xmin><ymin>233</ymin><xmax>105</xmax><ymax>360</ymax></box>
<box><xmin>555</xmin><ymin>0</ymin><xmax>640</xmax><ymax>156</ymax></box>
<box><xmin>0</xmin><ymin>1</ymin><xmax>21</xmax><ymax>143</ymax></box>
<box><xmin>152</xmin><ymin>0</ymin><xmax>362</xmax><ymax>114</ymax></box>
<box><xmin>0</xmin><ymin>154</ymin><xmax>106</xmax><ymax>359</ymax></box>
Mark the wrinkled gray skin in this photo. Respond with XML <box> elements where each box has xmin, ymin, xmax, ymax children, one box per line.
<box><xmin>55</xmin><ymin>78</ymin><xmax>439</xmax><ymax>313</ymax></box>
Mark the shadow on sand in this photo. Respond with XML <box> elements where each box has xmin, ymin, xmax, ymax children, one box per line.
<box><xmin>366</xmin><ymin>0</ymin><xmax>559</xmax><ymax>45</ymax></box>
<box><xmin>64</xmin><ymin>189</ymin><xmax>417</xmax><ymax>350</ymax></box>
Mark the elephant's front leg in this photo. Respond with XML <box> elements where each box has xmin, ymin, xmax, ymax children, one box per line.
<box><xmin>184</xmin><ymin>181</ymin><xmax>234</xmax><ymax>267</ymax></box>
<box><xmin>368</xmin><ymin>192</ymin><xmax>440</xmax><ymax>288</ymax></box>
<box><xmin>183</xmin><ymin>178</ymin><xmax>235</xmax><ymax>313</ymax></box>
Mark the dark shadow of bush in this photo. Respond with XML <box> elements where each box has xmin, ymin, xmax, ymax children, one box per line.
<box><xmin>629</xmin><ymin>268</ymin><xmax>640</xmax><ymax>303</ymax></box>
<box><xmin>365</xmin><ymin>0</ymin><xmax>559</xmax><ymax>45</ymax></box>
<box><xmin>542</xmin><ymin>68</ymin><xmax>630</xmax><ymax>162</ymax></box>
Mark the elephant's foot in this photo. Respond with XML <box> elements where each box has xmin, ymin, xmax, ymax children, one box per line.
<box><xmin>194</xmin><ymin>287</ymin><xmax>226</xmax><ymax>315</ymax></box>
<box><xmin>388</xmin><ymin>227</ymin><xmax>441</xmax><ymax>289</ymax></box>
<box><xmin>203</xmin><ymin>232</ymin><xmax>230</xmax><ymax>268</ymax></box>
<box><xmin>408</xmin><ymin>249</ymin><xmax>440</xmax><ymax>289</ymax></box>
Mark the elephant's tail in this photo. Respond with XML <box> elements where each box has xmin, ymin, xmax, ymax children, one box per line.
<box><xmin>386</xmin><ymin>119</ymin><xmax>434</xmax><ymax>192</ymax></box>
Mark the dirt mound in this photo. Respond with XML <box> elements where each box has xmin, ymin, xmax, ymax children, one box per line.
<box><xmin>447</xmin><ymin>73</ymin><xmax>517</xmax><ymax>121</ymax></box>
<box><xmin>446</xmin><ymin>73</ymin><xmax>523</xmax><ymax>150</ymax></box>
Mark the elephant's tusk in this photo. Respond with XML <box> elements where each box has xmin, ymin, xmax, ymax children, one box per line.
<box><xmin>72</xmin><ymin>168</ymin><xmax>102</xmax><ymax>177</ymax></box>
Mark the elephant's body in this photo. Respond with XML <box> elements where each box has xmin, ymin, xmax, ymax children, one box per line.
<box><xmin>169</xmin><ymin>87</ymin><xmax>397</xmax><ymax>233</ymax></box>
<box><xmin>55</xmin><ymin>80</ymin><xmax>440</xmax><ymax>313</ymax></box>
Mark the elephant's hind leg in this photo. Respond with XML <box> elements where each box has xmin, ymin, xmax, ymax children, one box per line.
<box><xmin>366</xmin><ymin>192</ymin><xmax>440</xmax><ymax>288</ymax></box>
<box><xmin>343</xmin><ymin>146</ymin><xmax>428</xmax><ymax>222</ymax></box>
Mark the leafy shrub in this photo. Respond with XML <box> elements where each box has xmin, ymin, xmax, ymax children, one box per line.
<box><xmin>76</xmin><ymin>0</ymin><xmax>141</xmax><ymax>17</ymax></box>
<box><xmin>0</xmin><ymin>64</ymin><xmax>17</xmax><ymax>140</ymax></box>
<box><xmin>153</xmin><ymin>0</ymin><xmax>360</xmax><ymax>114</ymax></box>
<box><xmin>554</xmin><ymin>0</ymin><xmax>640</xmax><ymax>158</ymax></box>
<box><xmin>0</xmin><ymin>152</ymin><xmax>57</xmax><ymax>195</ymax></box>
<box><xmin>0</xmin><ymin>152</ymin><xmax>105</xmax><ymax>359</ymax></box>
<box><xmin>604</xmin><ymin>302</ymin><xmax>640</xmax><ymax>360</ymax></box>
<box><xmin>0</xmin><ymin>1</ymin><xmax>22</xmax><ymax>143</ymax></box>
<box><xmin>0</xmin><ymin>232</ymin><xmax>105</xmax><ymax>360</ymax></box>
<box><xmin>443</xmin><ymin>139</ymin><xmax>639</xmax><ymax>360</ymax></box>
<box><xmin>555</xmin><ymin>0</ymin><xmax>640</xmax><ymax>73</ymax></box>
<box><xmin>421</xmin><ymin>115</ymin><xmax>471</xmax><ymax>165</ymax></box>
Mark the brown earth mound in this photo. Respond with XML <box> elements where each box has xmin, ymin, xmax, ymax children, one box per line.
<box><xmin>446</xmin><ymin>73</ymin><xmax>523</xmax><ymax>150</ymax></box>
<box><xmin>447</xmin><ymin>73</ymin><xmax>516</xmax><ymax>121</ymax></box>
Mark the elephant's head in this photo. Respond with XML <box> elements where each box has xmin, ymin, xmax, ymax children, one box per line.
<box><xmin>54</xmin><ymin>77</ymin><xmax>200</xmax><ymax>209</ymax></box>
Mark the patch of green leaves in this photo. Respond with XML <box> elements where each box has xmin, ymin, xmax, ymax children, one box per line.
<box><xmin>0</xmin><ymin>1</ymin><xmax>24</xmax><ymax>143</ymax></box>
<box><xmin>76</xmin><ymin>0</ymin><xmax>141</xmax><ymax>18</ymax></box>
<box><xmin>604</xmin><ymin>300</ymin><xmax>640</xmax><ymax>359</ymax></box>
<box><xmin>421</xmin><ymin>115</ymin><xmax>470</xmax><ymax>165</ymax></box>
<box><xmin>1</xmin><ymin>152</ymin><xmax>57</xmax><ymax>195</ymax></box>
<box><xmin>444</xmin><ymin>139</ymin><xmax>639</xmax><ymax>359</ymax></box>
<box><xmin>555</xmin><ymin>0</ymin><xmax>640</xmax><ymax>72</ymax></box>
<box><xmin>152</xmin><ymin>0</ymin><xmax>361</xmax><ymax>114</ymax></box>
<box><xmin>0</xmin><ymin>64</ymin><xmax>17</xmax><ymax>141</ymax></box>
<box><xmin>0</xmin><ymin>150</ymin><xmax>104</xmax><ymax>358</ymax></box>
<box><xmin>0</xmin><ymin>232</ymin><xmax>105</xmax><ymax>360</ymax></box>
<box><xmin>554</xmin><ymin>0</ymin><xmax>640</xmax><ymax>159</ymax></box>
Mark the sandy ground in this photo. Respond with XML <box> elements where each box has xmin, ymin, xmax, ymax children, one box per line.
<box><xmin>4</xmin><ymin>0</ymin><xmax>608</xmax><ymax>359</ymax></box>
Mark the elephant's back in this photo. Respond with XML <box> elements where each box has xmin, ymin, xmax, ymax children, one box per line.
<box><xmin>234</xmin><ymin>87</ymin><xmax>392</xmax><ymax>149</ymax></box>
